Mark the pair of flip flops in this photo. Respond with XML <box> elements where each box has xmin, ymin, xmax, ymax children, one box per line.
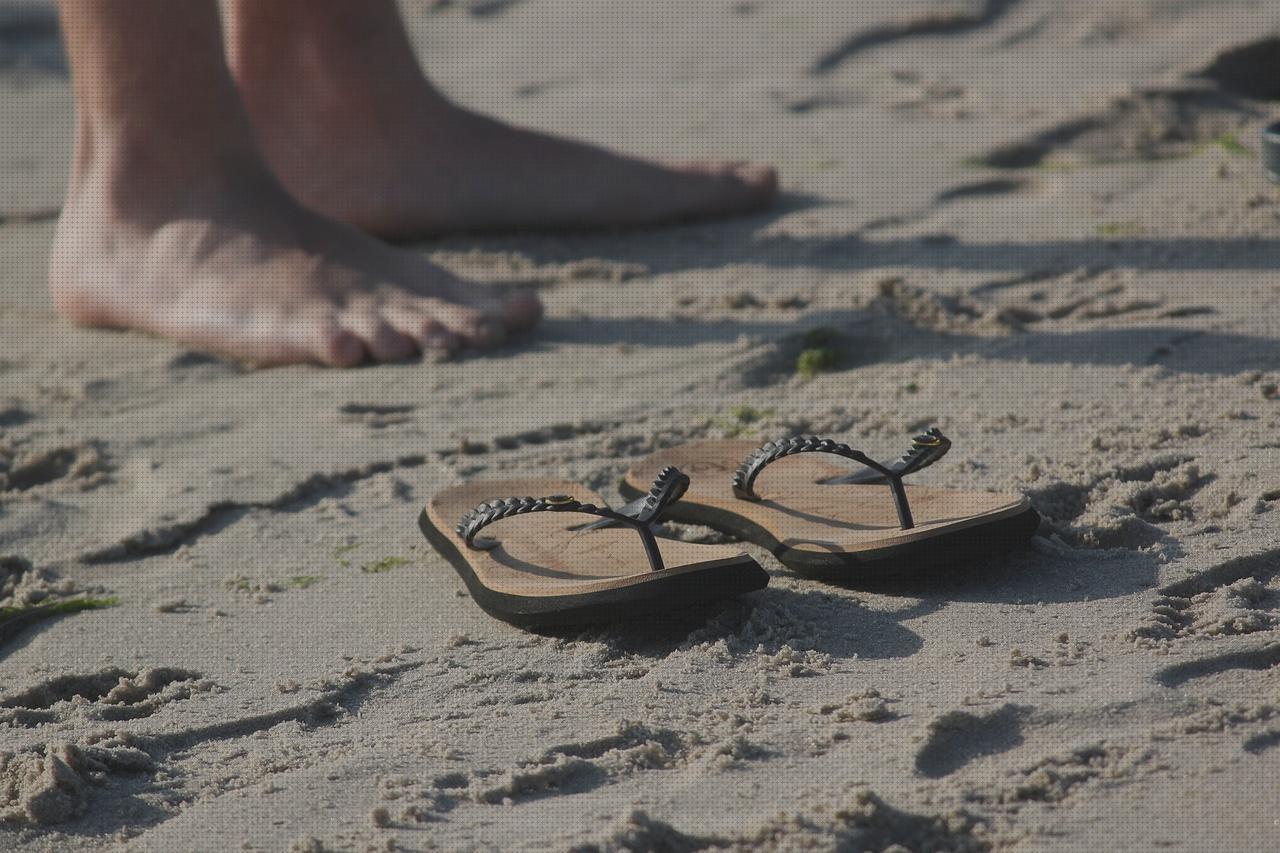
<box><xmin>419</xmin><ymin>429</ymin><xmax>1039</xmax><ymax>628</ymax></box>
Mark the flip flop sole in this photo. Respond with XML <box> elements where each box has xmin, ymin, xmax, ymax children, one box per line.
<box><xmin>418</xmin><ymin>509</ymin><xmax>769</xmax><ymax>628</ymax></box>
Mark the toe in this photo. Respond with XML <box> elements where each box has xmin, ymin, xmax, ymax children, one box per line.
<box><xmin>383</xmin><ymin>307</ymin><xmax>462</xmax><ymax>357</ymax></box>
<box><xmin>675</xmin><ymin>159</ymin><xmax>779</xmax><ymax>210</ymax></box>
<box><xmin>306</xmin><ymin>320</ymin><xmax>365</xmax><ymax>368</ymax></box>
<box><xmin>500</xmin><ymin>290</ymin><xmax>543</xmax><ymax>334</ymax></box>
<box><xmin>430</xmin><ymin>278</ymin><xmax>541</xmax><ymax>337</ymax></box>
<box><xmin>341</xmin><ymin>312</ymin><xmax>417</xmax><ymax>362</ymax></box>
<box><xmin>732</xmin><ymin>163</ymin><xmax>779</xmax><ymax>198</ymax></box>
<box><xmin>415</xmin><ymin>299</ymin><xmax>508</xmax><ymax>349</ymax></box>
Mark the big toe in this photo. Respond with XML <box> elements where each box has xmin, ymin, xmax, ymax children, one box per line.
<box><xmin>416</xmin><ymin>298</ymin><xmax>509</xmax><ymax>349</ymax></box>
<box><xmin>731</xmin><ymin>163</ymin><xmax>779</xmax><ymax>199</ymax></box>
<box><xmin>303</xmin><ymin>319</ymin><xmax>365</xmax><ymax>368</ymax></box>
<box><xmin>423</xmin><ymin>280</ymin><xmax>542</xmax><ymax>341</ymax></box>
<box><xmin>502</xmin><ymin>290</ymin><xmax>543</xmax><ymax>333</ymax></box>
<box><xmin>674</xmin><ymin>160</ymin><xmax>779</xmax><ymax>212</ymax></box>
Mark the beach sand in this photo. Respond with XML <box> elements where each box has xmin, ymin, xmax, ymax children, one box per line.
<box><xmin>3</xmin><ymin>0</ymin><xmax>1280</xmax><ymax>849</ymax></box>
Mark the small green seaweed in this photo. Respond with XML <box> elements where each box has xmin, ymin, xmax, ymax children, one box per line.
<box><xmin>716</xmin><ymin>405</ymin><xmax>776</xmax><ymax>438</ymax></box>
<box><xmin>224</xmin><ymin>576</ymin><xmax>286</xmax><ymax>594</ymax></box>
<box><xmin>1</xmin><ymin>597</ymin><xmax>120</xmax><ymax>643</ymax></box>
<box><xmin>333</xmin><ymin>542</ymin><xmax>359</xmax><ymax>568</ymax></box>
<box><xmin>1095</xmin><ymin>221</ymin><xmax>1143</xmax><ymax>238</ymax></box>
<box><xmin>1032</xmin><ymin>156</ymin><xmax>1079</xmax><ymax>173</ymax></box>
<box><xmin>222</xmin><ymin>575</ymin><xmax>317</xmax><ymax>594</ymax></box>
<box><xmin>1214</xmin><ymin>132</ymin><xmax>1250</xmax><ymax>156</ymax></box>
<box><xmin>224</xmin><ymin>575</ymin><xmax>254</xmax><ymax>593</ymax></box>
<box><xmin>796</xmin><ymin>348</ymin><xmax>842</xmax><ymax>379</ymax></box>
<box><xmin>1193</xmin><ymin>131</ymin><xmax>1250</xmax><ymax>158</ymax></box>
<box><xmin>795</xmin><ymin>327</ymin><xmax>846</xmax><ymax>380</ymax></box>
<box><xmin>361</xmin><ymin>556</ymin><xmax>412</xmax><ymax>574</ymax></box>
<box><xmin>730</xmin><ymin>405</ymin><xmax>770</xmax><ymax>424</ymax></box>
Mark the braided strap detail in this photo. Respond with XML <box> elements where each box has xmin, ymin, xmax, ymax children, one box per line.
<box><xmin>730</xmin><ymin>428</ymin><xmax>952</xmax><ymax>530</ymax></box>
<box><xmin>732</xmin><ymin>437</ymin><xmax>882</xmax><ymax>501</ymax></box>
<box><xmin>631</xmin><ymin>466</ymin><xmax>690</xmax><ymax>524</ymax></box>
<box><xmin>889</xmin><ymin>427</ymin><xmax>950</xmax><ymax>476</ymax></box>
<box><xmin>454</xmin><ymin>467</ymin><xmax>694</xmax><ymax>571</ymax></box>
<box><xmin>457</xmin><ymin>495</ymin><xmax>613</xmax><ymax>550</ymax></box>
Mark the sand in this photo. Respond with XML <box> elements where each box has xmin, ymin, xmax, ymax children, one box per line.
<box><xmin>2</xmin><ymin>0</ymin><xmax>1280</xmax><ymax>849</ymax></box>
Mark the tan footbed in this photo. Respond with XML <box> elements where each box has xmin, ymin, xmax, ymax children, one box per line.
<box><xmin>624</xmin><ymin>440</ymin><xmax>1032</xmax><ymax>557</ymax></box>
<box><xmin>425</xmin><ymin>478</ymin><xmax>751</xmax><ymax>597</ymax></box>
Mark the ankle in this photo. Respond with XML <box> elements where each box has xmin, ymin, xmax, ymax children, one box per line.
<box><xmin>66</xmin><ymin>117</ymin><xmax>273</xmax><ymax>225</ymax></box>
<box><xmin>227</xmin><ymin>10</ymin><xmax>452</xmax><ymax>137</ymax></box>
<box><xmin>226</xmin><ymin>0</ymin><xmax>424</xmax><ymax>93</ymax></box>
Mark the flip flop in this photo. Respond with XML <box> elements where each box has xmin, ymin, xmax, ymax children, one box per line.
<box><xmin>619</xmin><ymin>429</ymin><xmax>1039</xmax><ymax>582</ymax></box>
<box><xmin>419</xmin><ymin>467</ymin><xmax>769</xmax><ymax>627</ymax></box>
<box><xmin>1263</xmin><ymin>121</ymin><xmax>1280</xmax><ymax>183</ymax></box>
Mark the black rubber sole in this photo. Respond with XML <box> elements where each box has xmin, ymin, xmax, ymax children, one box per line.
<box><xmin>418</xmin><ymin>510</ymin><xmax>770</xmax><ymax>629</ymax></box>
<box><xmin>619</xmin><ymin>484</ymin><xmax>1040</xmax><ymax>585</ymax></box>
<box><xmin>1264</xmin><ymin>121</ymin><xmax>1280</xmax><ymax>183</ymax></box>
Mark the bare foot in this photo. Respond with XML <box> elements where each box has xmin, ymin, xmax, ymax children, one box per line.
<box><xmin>227</xmin><ymin>9</ymin><xmax>778</xmax><ymax>239</ymax></box>
<box><xmin>245</xmin><ymin>99</ymin><xmax>779</xmax><ymax>240</ymax></box>
<box><xmin>51</xmin><ymin>151</ymin><xmax>541</xmax><ymax>367</ymax></box>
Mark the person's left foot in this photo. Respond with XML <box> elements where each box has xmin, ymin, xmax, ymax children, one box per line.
<box><xmin>229</xmin><ymin>31</ymin><xmax>777</xmax><ymax>239</ymax></box>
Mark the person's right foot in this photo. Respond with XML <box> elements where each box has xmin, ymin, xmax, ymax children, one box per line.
<box><xmin>50</xmin><ymin>151</ymin><xmax>541</xmax><ymax>367</ymax></box>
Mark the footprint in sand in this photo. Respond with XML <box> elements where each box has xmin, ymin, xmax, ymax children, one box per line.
<box><xmin>338</xmin><ymin>402</ymin><xmax>417</xmax><ymax>429</ymax></box>
<box><xmin>973</xmin><ymin>89</ymin><xmax>1256</xmax><ymax>170</ymax></box>
<box><xmin>0</xmin><ymin>667</ymin><xmax>214</xmax><ymax>727</ymax></box>
<box><xmin>808</xmin><ymin>0</ymin><xmax>1023</xmax><ymax>75</ymax></box>
<box><xmin>0</xmin><ymin>442</ymin><xmax>111</xmax><ymax>495</ymax></box>
<box><xmin>1131</xmin><ymin>548</ymin><xmax>1280</xmax><ymax>645</ymax></box>
<box><xmin>1154</xmin><ymin>642</ymin><xmax>1280</xmax><ymax>688</ymax></box>
<box><xmin>1026</xmin><ymin>454</ymin><xmax>1208</xmax><ymax>549</ymax></box>
<box><xmin>914</xmin><ymin>703</ymin><xmax>1033</xmax><ymax>779</ymax></box>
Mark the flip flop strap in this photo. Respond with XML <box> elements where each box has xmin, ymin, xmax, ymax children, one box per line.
<box><xmin>625</xmin><ymin>465</ymin><xmax>690</xmax><ymax>524</ymax></box>
<box><xmin>455</xmin><ymin>466</ymin><xmax>690</xmax><ymax>572</ymax></box>
<box><xmin>730</xmin><ymin>429</ymin><xmax>951</xmax><ymax>530</ymax></box>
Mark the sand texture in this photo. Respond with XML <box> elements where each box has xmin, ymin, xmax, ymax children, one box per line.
<box><xmin>4</xmin><ymin>0</ymin><xmax>1280</xmax><ymax>849</ymax></box>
